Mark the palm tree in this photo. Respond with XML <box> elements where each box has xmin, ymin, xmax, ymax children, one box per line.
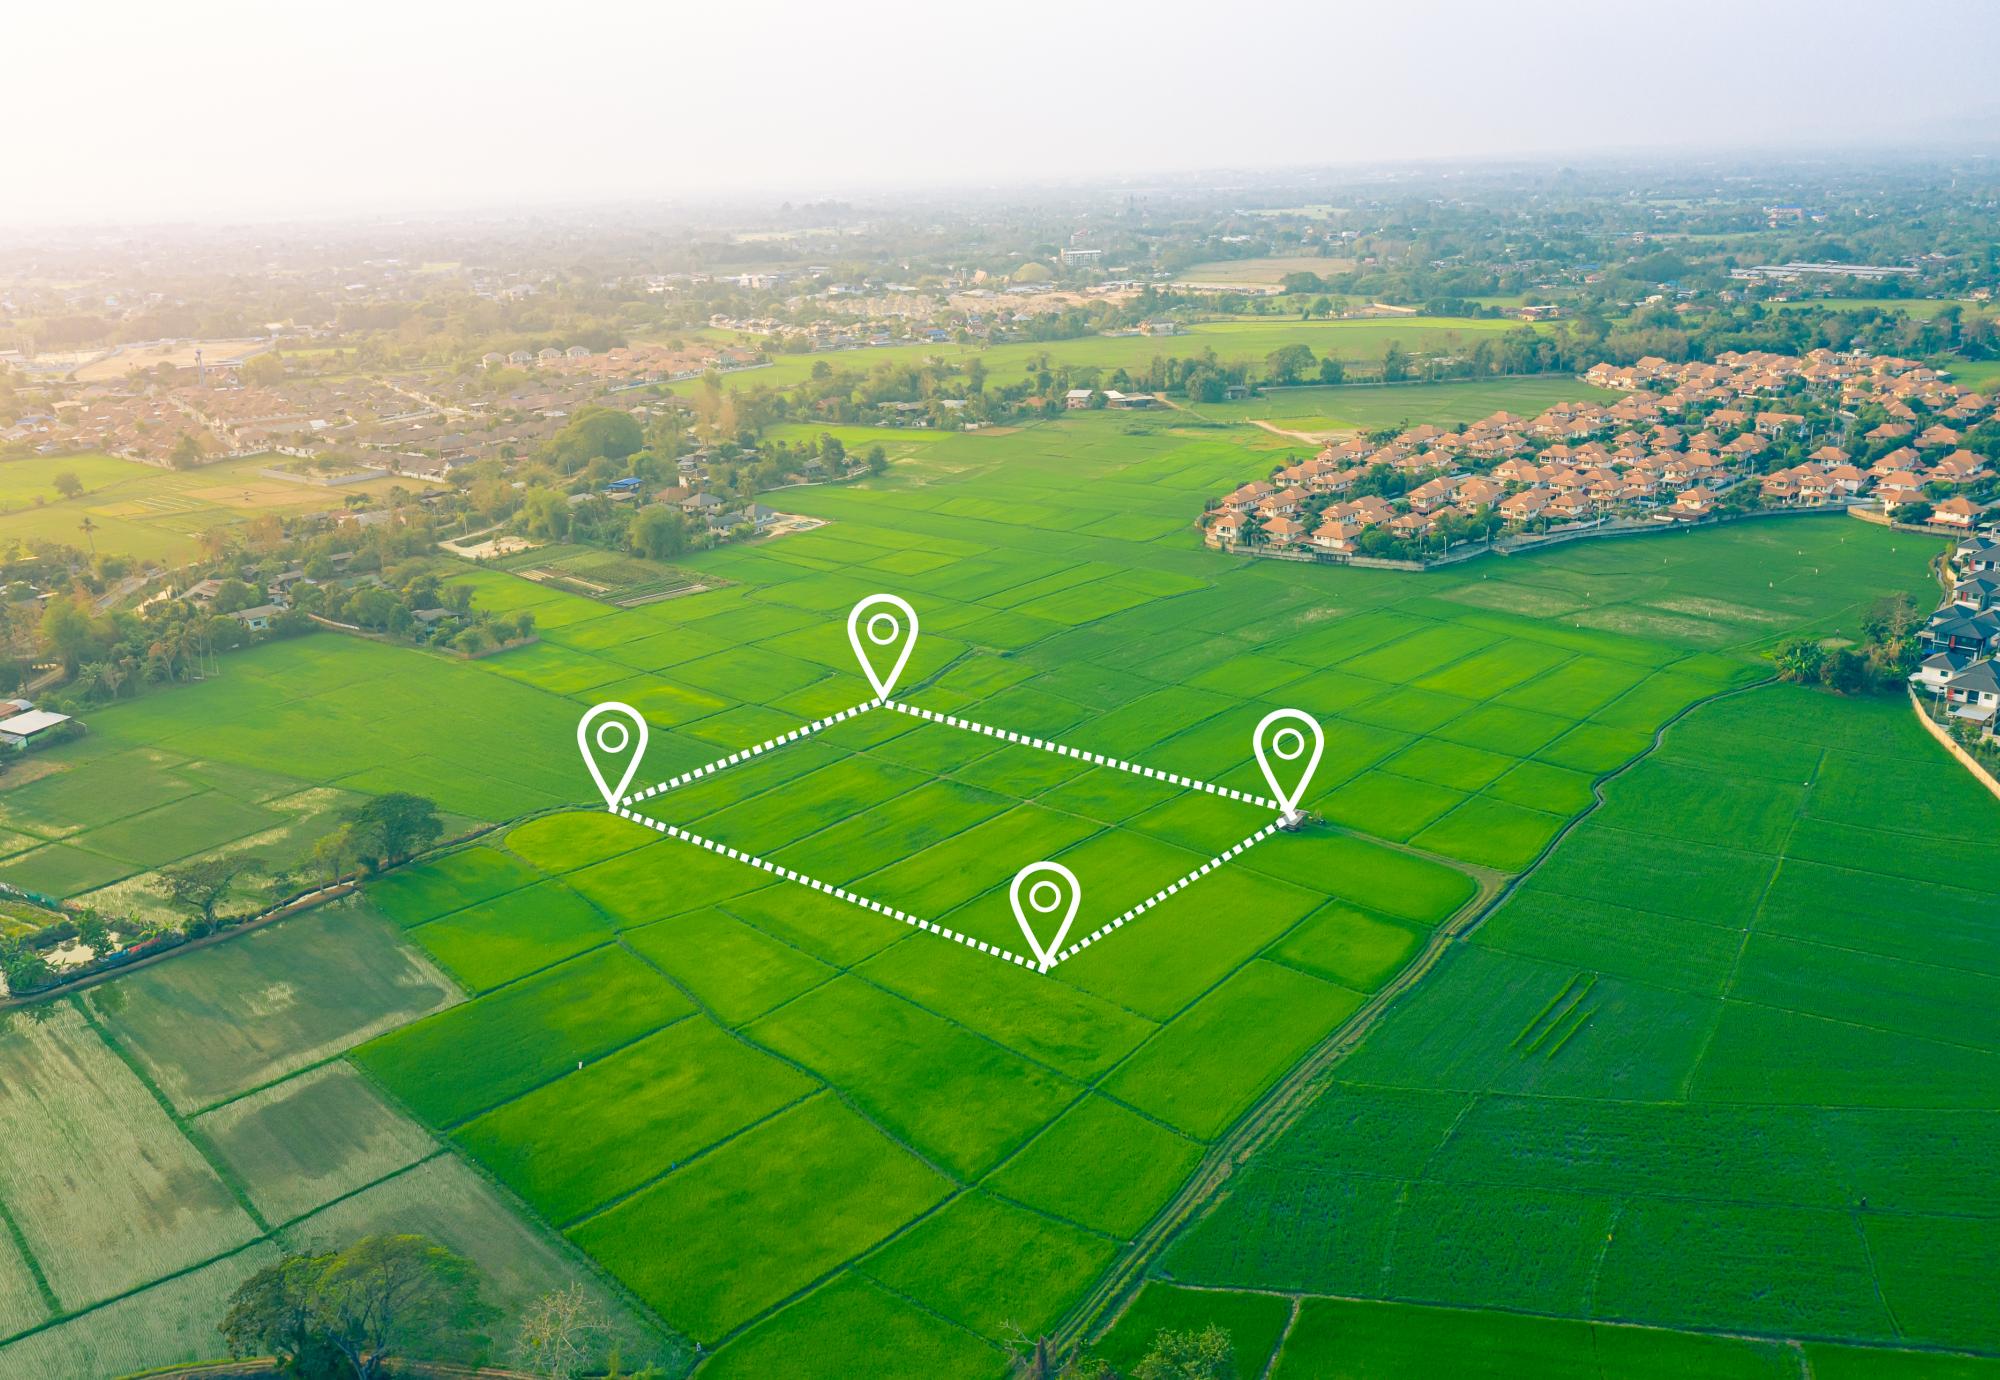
<box><xmin>78</xmin><ymin>515</ymin><xmax>98</xmax><ymax>554</ymax></box>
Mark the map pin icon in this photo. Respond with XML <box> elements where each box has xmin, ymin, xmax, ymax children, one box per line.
<box><xmin>578</xmin><ymin>702</ymin><xmax>648</xmax><ymax>811</ymax></box>
<box><xmin>1254</xmin><ymin>708</ymin><xmax>1324</xmax><ymax>826</ymax></box>
<box><xmin>1010</xmin><ymin>861</ymin><xmax>1080</xmax><ymax>974</ymax></box>
<box><xmin>847</xmin><ymin>594</ymin><xmax>919</xmax><ymax>702</ymax></box>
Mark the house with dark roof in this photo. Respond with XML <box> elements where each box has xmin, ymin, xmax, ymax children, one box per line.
<box><xmin>1911</xmin><ymin>647</ymin><xmax>1974</xmax><ymax>695</ymax></box>
<box><xmin>1943</xmin><ymin>659</ymin><xmax>1999</xmax><ymax>737</ymax></box>
<box><xmin>1922</xmin><ymin>607</ymin><xmax>2000</xmax><ymax>657</ymax></box>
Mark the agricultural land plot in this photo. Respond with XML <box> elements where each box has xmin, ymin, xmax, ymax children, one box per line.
<box><xmin>0</xmin><ymin>896</ymin><xmax>676</xmax><ymax>1376</ymax></box>
<box><xmin>0</xmin><ymin>451</ymin><xmax>429</xmax><ymax>564</ymax></box>
<box><xmin>485</xmin><ymin>541</ymin><xmax>718</xmax><ymax>605</ymax></box>
<box><xmin>85</xmin><ymin>902</ymin><xmax>460</xmax><ymax>1112</ymax></box>
<box><xmin>1087</xmin><ymin>1286</ymin><xmax>2000</xmax><ymax>1379</ymax></box>
<box><xmin>1158</xmin><ymin>686</ymin><xmax>2000</xmax><ymax>1357</ymax></box>
<box><xmin>0</xmin><ymin>407</ymin><xmax>1951</xmax><ymax>1377</ymax></box>
<box><xmin>1184</xmin><ymin>375</ymin><xmax>1622</xmax><ymax>436</ymax></box>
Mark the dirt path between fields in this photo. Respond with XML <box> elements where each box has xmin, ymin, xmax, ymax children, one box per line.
<box><xmin>1056</xmin><ymin>676</ymin><xmax>1777</xmax><ymax>1354</ymax></box>
<box><xmin>1248</xmin><ymin>418</ymin><xmax>1331</xmax><ymax>445</ymax></box>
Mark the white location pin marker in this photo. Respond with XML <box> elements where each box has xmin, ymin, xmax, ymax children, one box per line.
<box><xmin>847</xmin><ymin>593</ymin><xmax>919</xmax><ymax>702</ymax></box>
<box><xmin>1010</xmin><ymin>861</ymin><xmax>1080</xmax><ymax>974</ymax></box>
<box><xmin>1254</xmin><ymin>708</ymin><xmax>1324</xmax><ymax>825</ymax></box>
<box><xmin>577</xmin><ymin>702</ymin><xmax>648</xmax><ymax>811</ymax></box>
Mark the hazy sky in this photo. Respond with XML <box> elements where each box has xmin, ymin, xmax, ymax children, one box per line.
<box><xmin>11</xmin><ymin>0</ymin><xmax>2000</xmax><ymax>226</ymax></box>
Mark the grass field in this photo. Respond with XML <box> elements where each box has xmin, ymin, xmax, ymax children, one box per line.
<box><xmin>1158</xmin><ymin>687</ymin><xmax>2000</xmax><ymax>1353</ymax></box>
<box><xmin>0</xmin><ymin>405</ymin><xmax>1961</xmax><ymax>1376</ymax></box>
<box><xmin>1184</xmin><ymin>376</ymin><xmax>1622</xmax><ymax>435</ymax></box>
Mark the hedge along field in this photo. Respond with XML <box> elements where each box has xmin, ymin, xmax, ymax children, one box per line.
<box><xmin>1</xmin><ymin>405</ymin><xmax>1947</xmax><ymax>1372</ymax></box>
<box><xmin>1160</xmin><ymin>686</ymin><xmax>2000</xmax><ymax>1354</ymax></box>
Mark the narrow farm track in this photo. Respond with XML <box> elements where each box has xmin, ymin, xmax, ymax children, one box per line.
<box><xmin>1054</xmin><ymin>675</ymin><xmax>1778</xmax><ymax>1354</ymax></box>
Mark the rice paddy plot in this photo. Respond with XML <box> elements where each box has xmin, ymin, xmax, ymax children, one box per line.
<box><xmin>0</xmin><ymin>1002</ymin><xmax>259</xmax><ymax>1310</ymax></box>
<box><xmin>86</xmin><ymin>900</ymin><xmax>461</xmax><ymax>1113</ymax></box>
<box><xmin>193</xmin><ymin>1062</ymin><xmax>439</xmax><ymax>1226</ymax></box>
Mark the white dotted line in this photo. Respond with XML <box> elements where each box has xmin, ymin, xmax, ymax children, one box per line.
<box><xmin>1053</xmin><ymin>821</ymin><xmax>1282</xmax><ymax>964</ymax></box>
<box><xmin>619</xmin><ymin>806</ymin><xmax>1035</xmax><ymax>971</ymax></box>
<box><xmin>624</xmin><ymin>699</ymin><xmax>881</xmax><ymax>806</ymax></box>
<box><xmin>885</xmin><ymin>701</ymin><xmax>1279</xmax><ymax>812</ymax></box>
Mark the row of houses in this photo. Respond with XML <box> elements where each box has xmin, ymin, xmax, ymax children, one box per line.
<box><xmin>1912</xmin><ymin>536</ymin><xmax>2000</xmax><ymax>742</ymax></box>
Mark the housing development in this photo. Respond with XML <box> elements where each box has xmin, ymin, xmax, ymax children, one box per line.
<box><xmin>1205</xmin><ymin>348</ymin><xmax>1992</xmax><ymax>560</ymax></box>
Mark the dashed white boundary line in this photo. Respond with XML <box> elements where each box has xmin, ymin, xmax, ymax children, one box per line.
<box><xmin>605</xmin><ymin>692</ymin><xmax>1294</xmax><ymax>975</ymax></box>
<box><xmin>1056</xmin><ymin>821</ymin><xmax>1282</xmax><ymax>963</ymax></box>
<box><xmin>884</xmin><ymin>700</ymin><xmax>1280</xmax><ymax>811</ymax></box>
<box><xmin>624</xmin><ymin>698</ymin><xmax>880</xmax><ymax>806</ymax></box>
<box><xmin>618</xmin><ymin>804</ymin><xmax>1035</xmax><ymax>970</ymax></box>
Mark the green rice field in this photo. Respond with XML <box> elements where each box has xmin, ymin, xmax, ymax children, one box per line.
<box><xmin>1184</xmin><ymin>375</ymin><xmax>1623</xmax><ymax>435</ymax></box>
<box><xmin>0</xmin><ymin>405</ymin><xmax>1972</xmax><ymax>1376</ymax></box>
<box><xmin>1088</xmin><ymin>1285</ymin><xmax>2000</xmax><ymax>1379</ymax></box>
<box><xmin>1155</xmin><ymin>687</ymin><xmax>2000</xmax><ymax>1358</ymax></box>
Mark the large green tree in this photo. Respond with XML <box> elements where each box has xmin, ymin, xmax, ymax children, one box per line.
<box><xmin>340</xmin><ymin>794</ymin><xmax>444</xmax><ymax>871</ymax></box>
<box><xmin>220</xmin><ymin>1234</ymin><xmax>494</xmax><ymax>1380</ymax></box>
<box><xmin>546</xmin><ymin>407</ymin><xmax>643</xmax><ymax>472</ymax></box>
<box><xmin>628</xmin><ymin>504</ymin><xmax>690</xmax><ymax>560</ymax></box>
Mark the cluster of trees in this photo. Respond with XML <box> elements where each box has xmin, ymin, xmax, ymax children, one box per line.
<box><xmin>304</xmin><ymin>561</ymin><xmax>531</xmax><ymax>653</ymax></box>
<box><xmin>509</xmin><ymin>406</ymin><xmax>888</xmax><ymax>565</ymax></box>
<box><xmin>1010</xmin><ymin>1324</ymin><xmax>1235</xmax><ymax>1379</ymax></box>
<box><xmin>37</xmin><ymin>591</ymin><xmax>291</xmax><ymax>707</ymax></box>
<box><xmin>1776</xmin><ymin>595</ymin><xmax>1924</xmax><ymax>694</ymax></box>
<box><xmin>310</xmin><ymin>793</ymin><xmax>446</xmax><ymax>884</ymax></box>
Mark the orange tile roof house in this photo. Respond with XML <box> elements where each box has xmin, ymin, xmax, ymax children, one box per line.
<box><xmin>1934</xmin><ymin>496</ymin><xmax>1987</xmax><ymax>529</ymax></box>
<box><xmin>1310</xmin><ymin>518</ymin><xmax>1366</xmax><ymax>553</ymax></box>
<box><xmin>1204</xmin><ymin>510</ymin><xmax>1249</xmax><ymax>548</ymax></box>
<box><xmin>1261</xmin><ymin>514</ymin><xmax>1307</xmax><ymax>547</ymax></box>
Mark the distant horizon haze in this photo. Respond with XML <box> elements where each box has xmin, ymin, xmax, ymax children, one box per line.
<box><xmin>10</xmin><ymin>0</ymin><xmax>2000</xmax><ymax>229</ymax></box>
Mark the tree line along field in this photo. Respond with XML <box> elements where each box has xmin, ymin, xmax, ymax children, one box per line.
<box><xmin>1146</xmin><ymin>686</ymin><xmax>2000</xmax><ymax>1371</ymax></box>
<box><xmin>692</xmin><ymin>314</ymin><xmax>1529</xmax><ymax>392</ymax></box>
<box><xmin>0</xmin><ymin>449</ymin><xmax>429</xmax><ymax>565</ymax></box>
<box><xmin>0</xmin><ymin>409</ymin><xmax>1953</xmax><ymax>1375</ymax></box>
<box><xmin>0</xmin><ymin>904</ymin><xmax>675</xmax><ymax>1376</ymax></box>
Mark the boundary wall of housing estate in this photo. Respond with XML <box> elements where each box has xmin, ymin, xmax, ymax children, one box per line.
<box><xmin>1908</xmin><ymin>687</ymin><xmax>2000</xmax><ymax>804</ymax></box>
<box><xmin>1237</xmin><ymin>503</ymin><xmax>1854</xmax><ymax>573</ymax></box>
